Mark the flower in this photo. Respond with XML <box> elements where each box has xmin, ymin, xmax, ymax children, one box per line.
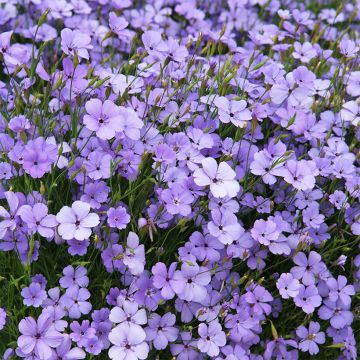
<box><xmin>18</xmin><ymin>203</ymin><xmax>57</xmax><ymax>238</ymax></box>
<box><xmin>49</xmin><ymin>335</ymin><xmax>86</xmax><ymax>360</ymax></box>
<box><xmin>327</xmin><ymin>275</ymin><xmax>355</xmax><ymax>306</ymax></box>
<box><xmin>340</xmin><ymin>101</ymin><xmax>360</xmax><ymax>126</ymax></box>
<box><xmin>302</xmin><ymin>203</ymin><xmax>325</xmax><ymax>229</ymax></box>
<box><xmin>17</xmin><ymin>312</ymin><xmax>63</xmax><ymax>360</ymax></box>
<box><xmin>109</xmin><ymin>300</ymin><xmax>147</xmax><ymax>332</ymax></box>
<box><xmin>85</xmin><ymin>336</ymin><xmax>103</xmax><ymax>355</ymax></box>
<box><xmin>318</xmin><ymin>299</ymin><xmax>353</xmax><ymax>329</ymax></box>
<box><xmin>274</xmin><ymin>159</ymin><xmax>316</xmax><ymax>190</ymax></box>
<box><xmin>70</xmin><ymin>320</ymin><xmax>96</xmax><ymax>347</ymax></box>
<box><xmin>21</xmin><ymin>282</ymin><xmax>47</xmax><ymax>308</ymax></box>
<box><xmin>251</xmin><ymin>219</ymin><xmax>279</xmax><ymax>245</ymax></box>
<box><xmin>108</xmin><ymin>323</ymin><xmax>149</xmax><ymax>360</ymax></box>
<box><xmin>142</xmin><ymin>30</ymin><xmax>168</xmax><ymax>55</ymax></box>
<box><xmin>193</xmin><ymin>157</ymin><xmax>240</xmax><ymax>198</ymax></box>
<box><xmin>170</xmin><ymin>331</ymin><xmax>199</xmax><ymax>360</ymax></box>
<box><xmin>107</xmin><ymin>206</ymin><xmax>130</xmax><ymax>229</ymax></box>
<box><xmin>109</xmin><ymin>12</ymin><xmax>129</xmax><ymax>37</ymax></box>
<box><xmin>151</xmin><ymin>262</ymin><xmax>185</xmax><ymax>299</ymax></box>
<box><xmin>161</xmin><ymin>184</ymin><xmax>194</xmax><ymax>216</ymax></box>
<box><xmin>56</xmin><ymin>201</ymin><xmax>100</xmax><ymax>241</ymax></box>
<box><xmin>60</xmin><ymin>286</ymin><xmax>92</xmax><ymax>319</ymax></box>
<box><xmin>179</xmin><ymin>262</ymin><xmax>211</xmax><ymax>303</ymax></box>
<box><xmin>292</xmin><ymin>42</ymin><xmax>317</xmax><ymax>63</ymax></box>
<box><xmin>0</xmin><ymin>191</ymin><xmax>21</xmax><ymax>237</ymax></box>
<box><xmin>294</xmin><ymin>285</ymin><xmax>322</xmax><ymax>314</ymax></box>
<box><xmin>59</xmin><ymin>265</ymin><xmax>89</xmax><ymax>289</ymax></box>
<box><xmin>244</xmin><ymin>285</ymin><xmax>273</xmax><ymax>315</ymax></box>
<box><xmin>122</xmin><ymin>232</ymin><xmax>146</xmax><ymax>276</ymax></box>
<box><xmin>22</xmin><ymin>137</ymin><xmax>58</xmax><ymax>178</ymax></box>
<box><xmin>208</xmin><ymin>208</ymin><xmax>243</xmax><ymax>245</ymax></box>
<box><xmin>339</xmin><ymin>39</ymin><xmax>359</xmax><ymax>58</ymax></box>
<box><xmin>296</xmin><ymin>321</ymin><xmax>325</xmax><ymax>355</ymax></box>
<box><xmin>0</xmin><ymin>307</ymin><xmax>6</xmax><ymax>330</ymax></box>
<box><xmin>197</xmin><ymin>320</ymin><xmax>226</xmax><ymax>357</ymax></box>
<box><xmin>83</xmin><ymin>99</ymin><xmax>123</xmax><ymax>140</ymax></box>
<box><xmin>291</xmin><ymin>251</ymin><xmax>324</xmax><ymax>286</ymax></box>
<box><xmin>214</xmin><ymin>96</ymin><xmax>252</xmax><ymax>127</ymax></box>
<box><xmin>145</xmin><ymin>312</ymin><xmax>179</xmax><ymax>350</ymax></box>
<box><xmin>276</xmin><ymin>273</ymin><xmax>300</xmax><ymax>299</ymax></box>
<box><xmin>251</xmin><ymin>219</ymin><xmax>290</xmax><ymax>255</ymax></box>
<box><xmin>61</xmin><ymin>28</ymin><xmax>93</xmax><ymax>59</ymax></box>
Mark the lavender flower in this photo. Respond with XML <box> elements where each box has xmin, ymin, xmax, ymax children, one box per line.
<box><xmin>296</xmin><ymin>321</ymin><xmax>325</xmax><ymax>355</ymax></box>
<box><xmin>193</xmin><ymin>158</ymin><xmax>240</xmax><ymax>198</ymax></box>
<box><xmin>17</xmin><ymin>312</ymin><xmax>63</xmax><ymax>360</ymax></box>
<box><xmin>197</xmin><ymin>320</ymin><xmax>226</xmax><ymax>357</ymax></box>
<box><xmin>56</xmin><ymin>201</ymin><xmax>100</xmax><ymax>241</ymax></box>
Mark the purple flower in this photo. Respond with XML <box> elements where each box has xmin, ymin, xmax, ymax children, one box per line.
<box><xmin>0</xmin><ymin>191</ymin><xmax>21</xmax><ymax>236</ymax></box>
<box><xmin>251</xmin><ymin>219</ymin><xmax>290</xmax><ymax>255</ymax></box>
<box><xmin>17</xmin><ymin>312</ymin><xmax>63</xmax><ymax>360</ymax></box>
<box><xmin>83</xmin><ymin>99</ymin><xmax>123</xmax><ymax>140</ymax></box>
<box><xmin>107</xmin><ymin>206</ymin><xmax>130</xmax><ymax>229</ymax></box>
<box><xmin>294</xmin><ymin>285</ymin><xmax>322</xmax><ymax>314</ymax></box>
<box><xmin>170</xmin><ymin>331</ymin><xmax>199</xmax><ymax>360</ymax></box>
<box><xmin>276</xmin><ymin>273</ymin><xmax>300</xmax><ymax>299</ymax></box>
<box><xmin>134</xmin><ymin>273</ymin><xmax>162</xmax><ymax>310</ymax></box>
<box><xmin>84</xmin><ymin>152</ymin><xmax>112</xmax><ymax>180</ymax></box>
<box><xmin>214</xmin><ymin>96</ymin><xmax>252</xmax><ymax>127</ymax></box>
<box><xmin>60</xmin><ymin>286</ymin><xmax>92</xmax><ymax>319</ymax></box>
<box><xmin>142</xmin><ymin>30</ymin><xmax>168</xmax><ymax>56</ymax></box>
<box><xmin>318</xmin><ymin>299</ymin><xmax>353</xmax><ymax>329</ymax></box>
<box><xmin>296</xmin><ymin>321</ymin><xmax>325</xmax><ymax>355</ymax></box>
<box><xmin>346</xmin><ymin>71</ymin><xmax>360</xmax><ymax>97</ymax></box>
<box><xmin>51</xmin><ymin>335</ymin><xmax>86</xmax><ymax>360</ymax></box>
<box><xmin>161</xmin><ymin>184</ymin><xmax>194</xmax><ymax>216</ymax></box>
<box><xmin>197</xmin><ymin>320</ymin><xmax>226</xmax><ymax>357</ymax></box>
<box><xmin>250</xmin><ymin>151</ymin><xmax>280</xmax><ymax>185</ymax></box>
<box><xmin>292</xmin><ymin>42</ymin><xmax>317</xmax><ymax>63</ymax></box>
<box><xmin>70</xmin><ymin>320</ymin><xmax>96</xmax><ymax>347</ymax></box>
<box><xmin>208</xmin><ymin>208</ymin><xmax>243</xmax><ymax>245</ymax></box>
<box><xmin>56</xmin><ymin>201</ymin><xmax>100</xmax><ymax>241</ymax></box>
<box><xmin>244</xmin><ymin>285</ymin><xmax>273</xmax><ymax>315</ymax></box>
<box><xmin>251</xmin><ymin>219</ymin><xmax>279</xmax><ymax>245</ymax></box>
<box><xmin>108</xmin><ymin>323</ymin><xmax>149</xmax><ymax>360</ymax></box>
<box><xmin>291</xmin><ymin>251</ymin><xmax>324</xmax><ymax>286</ymax></box>
<box><xmin>22</xmin><ymin>137</ymin><xmax>58</xmax><ymax>179</ymax></box>
<box><xmin>145</xmin><ymin>312</ymin><xmax>179</xmax><ymax>350</ymax></box>
<box><xmin>59</xmin><ymin>265</ymin><xmax>89</xmax><ymax>289</ymax></box>
<box><xmin>61</xmin><ymin>28</ymin><xmax>93</xmax><ymax>59</ymax></box>
<box><xmin>18</xmin><ymin>203</ymin><xmax>57</xmax><ymax>238</ymax></box>
<box><xmin>302</xmin><ymin>203</ymin><xmax>324</xmax><ymax>229</ymax></box>
<box><xmin>109</xmin><ymin>12</ymin><xmax>129</xmax><ymax>38</ymax></box>
<box><xmin>0</xmin><ymin>307</ymin><xmax>6</xmax><ymax>330</ymax></box>
<box><xmin>123</xmin><ymin>232</ymin><xmax>145</xmax><ymax>276</ymax></box>
<box><xmin>340</xmin><ymin>101</ymin><xmax>360</xmax><ymax>126</ymax></box>
<box><xmin>80</xmin><ymin>181</ymin><xmax>109</xmax><ymax>209</ymax></box>
<box><xmin>327</xmin><ymin>275</ymin><xmax>355</xmax><ymax>306</ymax></box>
<box><xmin>193</xmin><ymin>157</ymin><xmax>240</xmax><ymax>198</ymax></box>
<box><xmin>9</xmin><ymin>115</ymin><xmax>31</xmax><ymax>133</ymax></box>
<box><xmin>274</xmin><ymin>160</ymin><xmax>316</xmax><ymax>191</ymax></box>
<box><xmin>109</xmin><ymin>300</ymin><xmax>147</xmax><ymax>332</ymax></box>
<box><xmin>151</xmin><ymin>262</ymin><xmax>185</xmax><ymax>299</ymax></box>
<box><xmin>68</xmin><ymin>239</ymin><xmax>90</xmax><ymax>256</ymax></box>
<box><xmin>21</xmin><ymin>282</ymin><xmax>47</xmax><ymax>308</ymax></box>
<box><xmin>339</xmin><ymin>39</ymin><xmax>359</xmax><ymax>58</ymax></box>
<box><xmin>179</xmin><ymin>262</ymin><xmax>211</xmax><ymax>303</ymax></box>
<box><xmin>85</xmin><ymin>336</ymin><xmax>103</xmax><ymax>355</ymax></box>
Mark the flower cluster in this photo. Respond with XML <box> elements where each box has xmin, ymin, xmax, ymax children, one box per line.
<box><xmin>0</xmin><ymin>0</ymin><xmax>359</xmax><ymax>359</ymax></box>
